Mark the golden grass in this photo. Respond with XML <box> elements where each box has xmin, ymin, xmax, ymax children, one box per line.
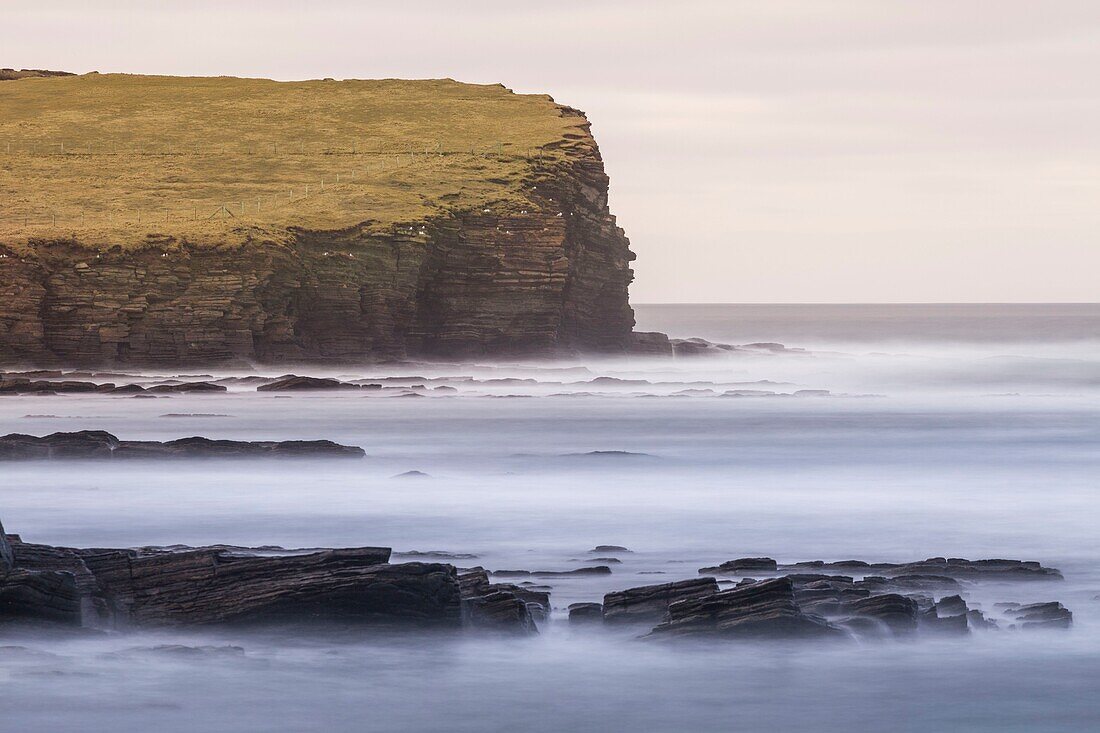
<box><xmin>0</xmin><ymin>74</ymin><xmax>590</xmax><ymax>251</ymax></box>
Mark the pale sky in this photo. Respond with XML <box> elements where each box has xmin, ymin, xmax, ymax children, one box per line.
<box><xmin>4</xmin><ymin>1</ymin><xmax>1099</xmax><ymax>303</ymax></box>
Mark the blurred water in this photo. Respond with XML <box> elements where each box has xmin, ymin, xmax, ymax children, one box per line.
<box><xmin>1</xmin><ymin>304</ymin><xmax>1099</xmax><ymax>732</ymax></box>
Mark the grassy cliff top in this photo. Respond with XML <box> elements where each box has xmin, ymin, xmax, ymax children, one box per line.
<box><xmin>0</xmin><ymin>73</ymin><xmax>594</xmax><ymax>252</ymax></box>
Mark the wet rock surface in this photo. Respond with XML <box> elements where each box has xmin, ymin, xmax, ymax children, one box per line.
<box><xmin>568</xmin><ymin>602</ymin><xmax>604</xmax><ymax>623</ymax></box>
<box><xmin>1</xmin><ymin>521</ymin><xmax>530</xmax><ymax>632</ymax></box>
<box><xmin>648</xmin><ymin>578</ymin><xmax>843</xmax><ymax>639</ymax></box>
<box><xmin>603</xmin><ymin>578</ymin><xmax>719</xmax><ymax>624</ymax></box>
<box><xmin>0</xmin><ymin>430</ymin><xmax>366</xmax><ymax>459</ymax></box>
<box><xmin>2</xmin><ymin>521</ymin><xmax>1076</xmax><ymax>644</ymax></box>
<box><xmin>457</xmin><ymin>569</ymin><xmax>541</xmax><ymax>634</ymax></box>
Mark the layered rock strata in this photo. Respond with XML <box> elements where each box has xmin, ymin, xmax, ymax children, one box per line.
<box><xmin>0</xmin><ymin>76</ymin><xmax>636</xmax><ymax>367</ymax></box>
<box><xmin>1</xmin><ymin>524</ymin><xmax>537</xmax><ymax>632</ymax></box>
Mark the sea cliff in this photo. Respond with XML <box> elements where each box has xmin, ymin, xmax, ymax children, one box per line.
<box><xmin>0</xmin><ymin>73</ymin><xmax>635</xmax><ymax>365</ymax></box>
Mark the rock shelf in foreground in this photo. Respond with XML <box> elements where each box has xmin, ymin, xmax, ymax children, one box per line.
<box><xmin>0</xmin><ymin>520</ymin><xmax>537</xmax><ymax>634</ymax></box>
<box><xmin>0</xmin><ymin>430</ymin><xmax>365</xmax><ymax>459</ymax></box>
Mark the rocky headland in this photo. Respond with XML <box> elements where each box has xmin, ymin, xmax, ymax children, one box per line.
<box><xmin>0</xmin><ymin>73</ymin><xmax>636</xmax><ymax>366</ymax></box>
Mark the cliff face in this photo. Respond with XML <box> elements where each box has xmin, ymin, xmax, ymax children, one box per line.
<box><xmin>0</xmin><ymin>76</ymin><xmax>634</xmax><ymax>366</ymax></box>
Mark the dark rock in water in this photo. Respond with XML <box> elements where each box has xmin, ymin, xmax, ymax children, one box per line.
<box><xmin>0</xmin><ymin>517</ymin><xmax>13</xmax><ymax>572</ymax></box>
<box><xmin>890</xmin><ymin>558</ymin><xmax>1063</xmax><ymax>582</ymax></box>
<box><xmin>3</xmin><ymin>524</ymin><xmax>474</xmax><ymax>630</ymax></box>
<box><xmin>82</xmin><ymin>548</ymin><xmax>458</xmax><ymax>626</ymax></box>
<box><xmin>590</xmin><ymin>545</ymin><xmax>632</xmax><ymax>554</ymax></box>
<box><xmin>699</xmin><ymin>557</ymin><xmax>778</xmax><ymax>574</ymax></box>
<box><xmin>603</xmin><ymin>578</ymin><xmax>719</xmax><ymax>624</ymax></box>
<box><xmin>845</xmin><ymin>594</ymin><xmax>919</xmax><ymax>635</ymax></box>
<box><xmin>0</xmin><ymin>431</ymin><xmax>365</xmax><ymax>460</ymax></box>
<box><xmin>0</xmin><ymin>570</ymin><xmax>83</xmax><ymax>625</ymax></box>
<box><xmin>109</xmin><ymin>384</ymin><xmax>147</xmax><ymax>394</ymax></box>
<box><xmin>569</xmin><ymin>602</ymin><xmax>604</xmax><ymax>623</ymax></box>
<box><xmin>492</xmin><ymin>566</ymin><xmax>612</xmax><ymax>578</ymax></box>
<box><xmin>257</xmin><ymin>376</ymin><xmax>361</xmax><ymax>391</ymax></box>
<box><xmin>0</xmin><ymin>377</ymin><xmax>108</xmax><ymax>395</ymax></box>
<box><xmin>457</xmin><ymin>568</ymin><xmax>540</xmax><ymax>634</ymax></box>
<box><xmin>395</xmin><ymin>550</ymin><xmax>478</xmax><ymax>560</ymax></box>
<box><xmin>921</xmin><ymin>612</ymin><xmax>970</xmax><ymax>635</ymax></box>
<box><xmin>562</xmin><ymin>451</ymin><xmax>654</xmax><ymax>459</ymax></box>
<box><xmin>627</xmin><ymin>331</ymin><xmax>674</xmax><ymax>356</ymax></box>
<box><xmin>781</xmin><ymin>557</ymin><xmax>1062</xmax><ymax>582</ymax></box>
<box><xmin>792</xmin><ymin>576</ymin><xmax>867</xmax><ymax>616</ymax></box>
<box><xmin>147</xmin><ymin>382</ymin><xmax>227</xmax><ymax>393</ymax></box>
<box><xmin>264</xmin><ymin>440</ymin><xmax>365</xmax><ymax>459</ymax></box>
<box><xmin>1005</xmin><ymin>602</ymin><xmax>1073</xmax><ymax>629</ymax></box>
<box><xmin>0</xmin><ymin>430</ymin><xmax>120</xmax><ymax>459</ymax></box>
<box><xmin>648</xmin><ymin>577</ymin><xmax>842</xmax><ymax>639</ymax></box>
<box><xmin>391</xmin><ymin>470</ymin><xmax>431</xmax><ymax>479</ymax></box>
<box><xmin>859</xmin><ymin>574</ymin><xmax>961</xmax><ymax>592</ymax></box>
<box><xmin>122</xmin><ymin>644</ymin><xmax>246</xmax><ymax>659</ymax></box>
<box><xmin>967</xmin><ymin>609</ymin><xmax>997</xmax><ymax>630</ymax></box>
<box><xmin>462</xmin><ymin>590</ymin><xmax>538</xmax><ymax>635</ymax></box>
<box><xmin>457</xmin><ymin>568</ymin><xmax>492</xmax><ymax>596</ymax></box>
<box><xmin>935</xmin><ymin>594</ymin><xmax>969</xmax><ymax>617</ymax></box>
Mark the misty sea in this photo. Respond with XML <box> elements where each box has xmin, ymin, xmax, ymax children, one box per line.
<box><xmin>1</xmin><ymin>303</ymin><xmax>1098</xmax><ymax>732</ymax></box>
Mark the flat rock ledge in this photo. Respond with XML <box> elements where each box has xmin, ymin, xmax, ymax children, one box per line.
<box><xmin>0</xmin><ymin>430</ymin><xmax>365</xmax><ymax>460</ymax></box>
<box><xmin>700</xmin><ymin>556</ymin><xmax>1064</xmax><ymax>582</ymax></box>
<box><xmin>0</xmin><ymin>520</ymin><xmax>534</xmax><ymax>635</ymax></box>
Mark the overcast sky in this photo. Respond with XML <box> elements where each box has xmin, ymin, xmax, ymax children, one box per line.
<box><xmin>4</xmin><ymin>1</ymin><xmax>1099</xmax><ymax>302</ymax></box>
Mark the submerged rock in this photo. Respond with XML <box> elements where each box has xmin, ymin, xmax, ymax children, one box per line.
<box><xmin>699</xmin><ymin>557</ymin><xmax>778</xmax><ymax>574</ymax></box>
<box><xmin>781</xmin><ymin>557</ymin><xmax>1062</xmax><ymax>581</ymax></box>
<box><xmin>257</xmin><ymin>376</ymin><xmax>361</xmax><ymax>391</ymax></box>
<box><xmin>147</xmin><ymin>382</ymin><xmax>227</xmax><ymax>393</ymax></box>
<box><xmin>0</xmin><ymin>378</ymin><xmax>108</xmax><ymax>395</ymax></box>
<box><xmin>603</xmin><ymin>578</ymin><xmax>719</xmax><ymax>624</ymax></box>
<box><xmin>491</xmin><ymin>566</ymin><xmax>612</xmax><ymax>578</ymax></box>
<box><xmin>0</xmin><ymin>431</ymin><xmax>365</xmax><ymax>460</ymax></box>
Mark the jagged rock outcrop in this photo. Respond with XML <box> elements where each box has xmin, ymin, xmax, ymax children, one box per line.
<box><xmin>0</xmin><ymin>74</ymin><xmax>636</xmax><ymax>366</ymax></box>
<box><xmin>648</xmin><ymin>577</ymin><xmax>843</xmax><ymax>639</ymax></box>
<box><xmin>603</xmin><ymin>577</ymin><xmax>719</xmax><ymax>623</ymax></box>
<box><xmin>1</xmin><ymin>521</ymin><xmax>496</xmax><ymax>630</ymax></box>
<box><xmin>457</xmin><ymin>568</ymin><xmax>542</xmax><ymax>634</ymax></box>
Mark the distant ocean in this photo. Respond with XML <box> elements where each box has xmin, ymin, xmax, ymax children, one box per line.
<box><xmin>633</xmin><ymin>303</ymin><xmax>1100</xmax><ymax>347</ymax></box>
